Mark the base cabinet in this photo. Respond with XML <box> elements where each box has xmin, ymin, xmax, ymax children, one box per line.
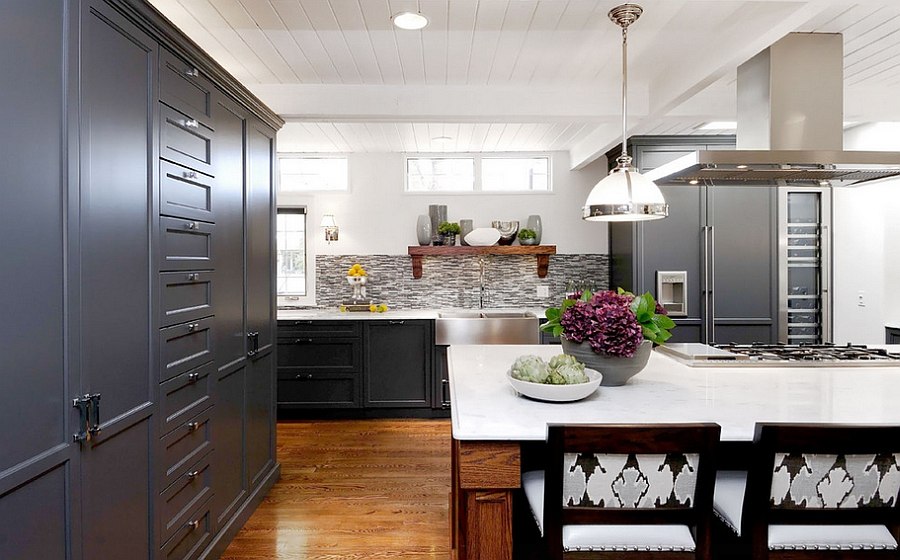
<box><xmin>365</xmin><ymin>321</ymin><xmax>433</xmax><ymax>407</ymax></box>
<box><xmin>0</xmin><ymin>0</ymin><xmax>281</xmax><ymax>559</ymax></box>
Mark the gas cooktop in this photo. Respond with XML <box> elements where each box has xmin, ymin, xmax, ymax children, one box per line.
<box><xmin>657</xmin><ymin>342</ymin><xmax>900</xmax><ymax>367</ymax></box>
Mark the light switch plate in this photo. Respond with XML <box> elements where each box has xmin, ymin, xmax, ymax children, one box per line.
<box><xmin>537</xmin><ymin>285</ymin><xmax>550</xmax><ymax>298</ymax></box>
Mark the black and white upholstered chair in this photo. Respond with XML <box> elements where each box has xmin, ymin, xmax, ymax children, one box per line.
<box><xmin>713</xmin><ymin>423</ymin><xmax>900</xmax><ymax>558</ymax></box>
<box><xmin>522</xmin><ymin>423</ymin><xmax>721</xmax><ymax>559</ymax></box>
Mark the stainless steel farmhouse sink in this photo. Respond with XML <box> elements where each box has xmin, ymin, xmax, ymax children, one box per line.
<box><xmin>435</xmin><ymin>311</ymin><xmax>539</xmax><ymax>345</ymax></box>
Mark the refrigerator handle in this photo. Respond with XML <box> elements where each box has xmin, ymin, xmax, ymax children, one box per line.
<box><xmin>709</xmin><ymin>225</ymin><xmax>716</xmax><ymax>343</ymax></box>
<box><xmin>702</xmin><ymin>225</ymin><xmax>710</xmax><ymax>344</ymax></box>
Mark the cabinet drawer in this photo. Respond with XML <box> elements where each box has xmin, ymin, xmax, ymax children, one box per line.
<box><xmin>276</xmin><ymin>337</ymin><xmax>361</xmax><ymax>373</ymax></box>
<box><xmin>160</xmin><ymin>215</ymin><xmax>214</xmax><ymax>271</ymax></box>
<box><xmin>159</xmin><ymin>48</ymin><xmax>214</xmax><ymax>127</ymax></box>
<box><xmin>161</xmin><ymin>407</ymin><xmax>213</xmax><ymax>490</ymax></box>
<box><xmin>160</xmin><ymin>271</ymin><xmax>214</xmax><ymax>328</ymax></box>
<box><xmin>160</xmin><ymin>160</ymin><xmax>214</xmax><ymax>223</ymax></box>
<box><xmin>160</xmin><ymin>103</ymin><xmax>214</xmax><ymax>175</ymax></box>
<box><xmin>160</xmin><ymin>362</ymin><xmax>213</xmax><ymax>436</ymax></box>
<box><xmin>161</xmin><ymin>316</ymin><xmax>214</xmax><ymax>383</ymax></box>
<box><xmin>277</xmin><ymin>373</ymin><xmax>360</xmax><ymax>408</ymax></box>
<box><xmin>160</xmin><ymin>496</ymin><xmax>212</xmax><ymax>560</ymax></box>
<box><xmin>160</xmin><ymin>452</ymin><xmax>212</xmax><ymax>544</ymax></box>
<box><xmin>277</xmin><ymin>320</ymin><xmax>361</xmax><ymax>338</ymax></box>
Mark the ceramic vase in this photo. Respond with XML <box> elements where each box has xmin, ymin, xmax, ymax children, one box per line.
<box><xmin>526</xmin><ymin>214</ymin><xmax>542</xmax><ymax>244</ymax></box>
<box><xmin>416</xmin><ymin>215</ymin><xmax>432</xmax><ymax>246</ymax></box>
<box><xmin>428</xmin><ymin>204</ymin><xmax>447</xmax><ymax>245</ymax></box>
<box><xmin>459</xmin><ymin>219</ymin><xmax>474</xmax><ymax>246</ymax></box>
<box><xmin>560</xmin><ymin>338</ymin><xmax>652</xmax><ymax>386</ymax></box>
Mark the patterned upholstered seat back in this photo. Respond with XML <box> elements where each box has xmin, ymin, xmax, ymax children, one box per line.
<box><xmin>770</xmin><ymin>452</ymin><xmax>900</xmax><ymax>509</ymax></box>
<box><xmin>563</xmin><ymin>452</ymin><xmax>700</xmax><ymax>509</ymax></box>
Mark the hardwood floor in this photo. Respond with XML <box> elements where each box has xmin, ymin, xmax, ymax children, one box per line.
<box><xmin>222</xmin><ymin>419</ymin><xmax>452</xmax><ymax>560</ymax></box>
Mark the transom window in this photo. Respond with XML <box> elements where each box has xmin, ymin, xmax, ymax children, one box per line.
<box><xmin>405</xmin><ymin>154</ymin><xmax>551</xmax><ymax>193</ymax></box>
<box><xmin>279</xmin><ymin>156</ymin><xmax>348</xmax><ymax>192</ymax></box>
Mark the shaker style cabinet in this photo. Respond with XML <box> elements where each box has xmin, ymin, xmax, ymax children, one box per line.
<box><xmin>609</xmin><ymin>137</ymin><xmax>778</xmax><ymax>344</ymax></box>
<box><xmin>364</xmin><ymin>320</ymin><xmax>433</xmax><ymax>408</ymax></box>
<box><xmin>0</xmin><ymin>1</ymin><xmax>282</xmax><ymax>559</ymax></box>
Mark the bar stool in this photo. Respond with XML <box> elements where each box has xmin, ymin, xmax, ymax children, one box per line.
<box><xmin>522</xmin><ymin>423</ymin><xmax>721</xmax><ymax>559</ymax></box>
<box><xmin>713</xmin><ymin>423</ymin><xmax>900</xmax><ymax>559</ymax></box>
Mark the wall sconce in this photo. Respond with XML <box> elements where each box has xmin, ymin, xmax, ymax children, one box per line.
<box><xmin>321</xmin><ymin>214</ymin><xmax>339</xmax><ymax>242</ymax></box>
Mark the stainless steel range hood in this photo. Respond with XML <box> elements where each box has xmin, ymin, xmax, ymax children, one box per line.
<box><xmin>645</xmin><ymin>33</ymin><xmax>900</xmax><ymax>186</ymax></box>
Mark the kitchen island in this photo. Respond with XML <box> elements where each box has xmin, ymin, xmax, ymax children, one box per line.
<box><xmin>448</xmin><ymin>344</ymin><xmax>900</xmax><ymax>560</ymax></box>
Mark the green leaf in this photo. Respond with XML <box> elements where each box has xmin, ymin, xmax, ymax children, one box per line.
<box><xmin>653</xmin><ymin>314</ymin><xmax>676</xmax><ymax>329</ymax></box>
<box><xmin>545</xmin><ymin>307</ymin><xmax>561</xmax><ymax>321</ymax></box>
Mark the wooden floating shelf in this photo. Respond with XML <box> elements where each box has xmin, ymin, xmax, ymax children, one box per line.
<box><xmin>407</xmin><ymin>245</ymin><xmax>557</xmax><ymax>279</ymax></box>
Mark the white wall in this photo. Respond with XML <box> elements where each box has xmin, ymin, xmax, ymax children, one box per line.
<box><xmin>832</xmin><ymin>123</ymin><xmax>900</xmax><ymax>342</ymax></box>
<box><xmin>277</xmin><ymin>151</ymin><xmax>610</xmax><ymax>305</ymax></box>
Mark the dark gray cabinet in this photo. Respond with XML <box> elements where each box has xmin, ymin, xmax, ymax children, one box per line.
<box><xmin>364</xmin><ymin>321</ymin><xmax>433</xmax><ymax>408</ymax></box>
<box><xmin>0</xmin><ymin>1</ymin><xmax>282</xmax><ymax>559</ymax></box>
<box><xmin>609</xmin><ymin>137</ymin><xmax>778</xmax><ymax>344</ymax></box>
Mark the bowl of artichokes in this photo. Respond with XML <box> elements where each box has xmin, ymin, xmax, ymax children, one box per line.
<box><xmin>507</xmin><ymin>354</ymin><xmax>602</xmax><ymax>402</ymax></box>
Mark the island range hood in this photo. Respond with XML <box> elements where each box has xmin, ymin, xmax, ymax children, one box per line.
<box><xmin>645</xmin><ymin>33</ymin><xmax>900</xmax><ymax>186</ymax></box>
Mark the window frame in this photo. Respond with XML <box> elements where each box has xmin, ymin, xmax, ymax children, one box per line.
<box><xmin>276</xmin><ymin>206</ymin><xmax>308</xmax><ymax>298</ymax></box>
<box><xmin>403</xmin><ymin>152</ymin><xmax>553</xmax><ymax>195</ymax></box>
<box><xmin>277</xmin><ymin>154</ymin><xmax>350</xmax><ymax>193</ymax></box>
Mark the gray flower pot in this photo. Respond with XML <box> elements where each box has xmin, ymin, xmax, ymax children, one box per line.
<box><xmin>560</xmin><ymin>338</ymin><xmax>652</xmax><ymax>386</ymax></box>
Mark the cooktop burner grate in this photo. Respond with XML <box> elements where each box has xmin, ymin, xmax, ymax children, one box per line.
<box><xmin>712</xmin><ymin>343</ymin><xmax>900</xmax><ymax>362</ymax></box>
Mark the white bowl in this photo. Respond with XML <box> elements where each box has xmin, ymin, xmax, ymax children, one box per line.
<box><xmin>464</xmin><ymin>227</ymin><xmax>501</xmax><ymax>246</ymax></box>
<box><xmin>507</xmin><ymin>369</ymin><xmax>602</xmax><ymax>402</ymax></box>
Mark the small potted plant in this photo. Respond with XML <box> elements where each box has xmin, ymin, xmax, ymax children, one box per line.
<box><xmin>437</xmin><ymin>221</ymin><xmax>461</xmax><ymax>246</ymax></box>
<box><xmin>518</xmin><ymin>228</ymin><xmax>538</xmax><ymax>245</ymax></box>
<box><xmin>540</xmin><ymin>288</ymin><xmax>675</xmax><ymax>386</ymax></box>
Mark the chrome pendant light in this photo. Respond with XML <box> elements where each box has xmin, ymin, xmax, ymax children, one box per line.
<box><xmin>583</xmin><ymin>4</ymin><xmax>668</xmax><ymax>222</ymax></box>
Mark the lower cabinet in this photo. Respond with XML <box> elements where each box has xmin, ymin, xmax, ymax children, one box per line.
<box><xmin>276</xmin><ymin>319</ymin><xmax>437</xmax><ymax>413</ymax></box>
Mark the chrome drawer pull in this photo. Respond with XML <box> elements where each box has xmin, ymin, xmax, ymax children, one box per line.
<box><xmin>187</xmin><ymin>371</ymin><xmax>200</xmax><ymax>383</ymax></box>
<box><xmin>187</xmin><ymin>519</ymin><xmax>200</xmax><ymax>531</ymax></box>
<box><xmin>187</xmin><ymin>273</ymin><xmax>200</xmax><ymax>281</ymax></box>
<box><xmin>295</xmin><ymin>373</ymin><xmax>314</xmax><ymax>380</ymax></box>
<box><xmin>184</xmin><ymin>67</ymin><xmax>199</xmax><ymax>77</ymax></box>
<box><xmin>186</xmin><ymin>221</ymin><xmax>198</xmax><ymax>230</ymax></box>
<box><xmin>186</xmin><ymin>421</ymin><xmax>200</xmax><ymax>432</ymax></box>
<box><xmin>187</xmin><ymin>323</ymin><xmax>199</xmax><ymax>332</ymax></box>
<box><xmin>182</xmin><ymin>170</ymin><xmax>198</xmax><ymax>179</ymax></box>
<box><xmin>186</xmin><ymin>470</ymin><xmax>200</xmax><ymax>480</ymax></box>
<box><xmin>293</xmin><ymin>338</ymin><xmax>313</xmax><ymax>344</ymax></box>
<box><xmin>180</xmin><ymin>119</ymin><xmax>199</xmax><ymax>129</ymax></box>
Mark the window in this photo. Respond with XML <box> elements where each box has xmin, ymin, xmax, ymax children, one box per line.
<box><xmin>279</xmin><ymin>156</ymin><xmax>348</xmax><ymax>191</ymax></box>
<box><xmin>406</xmin><ymin>157</ymin><xmax>475</xmax><ymax>192</ymax></box>
<box><xmin>404</xmin><ymin>154</ymin><xmax>551</xmax><ymax>192</ymax></box>
<box><xmin>276</xmin><ymin>208</ymin><xmax>306</xmax><ymax>296</ymax></box>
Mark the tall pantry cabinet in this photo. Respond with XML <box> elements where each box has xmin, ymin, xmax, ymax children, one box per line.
<box><xmin>0</xmin><ymin>1</ymin><xmax>282</xmax><ymax>559</ymax></box>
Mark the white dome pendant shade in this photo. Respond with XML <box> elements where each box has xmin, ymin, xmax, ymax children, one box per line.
<box><xmin>583</xmin><ymin>4</ymin><xmax>668</xmax><ymax>222</ymax></box>
<box><xmin>583</xmin><ymin>158</ymin><xmax>668</xmax><ymax>222</ymax></box>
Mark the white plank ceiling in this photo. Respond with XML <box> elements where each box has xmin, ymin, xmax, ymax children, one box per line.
<box><xmin>147</xmin><ymin>0</ymin><xmax>900</xmax><ymax>164</ymax></box>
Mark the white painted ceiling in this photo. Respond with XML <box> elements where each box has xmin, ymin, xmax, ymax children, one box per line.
<box><xmin>147</xmin><ymin>0</ymin><xmax>900</xmax><ymax>166</ymax></box>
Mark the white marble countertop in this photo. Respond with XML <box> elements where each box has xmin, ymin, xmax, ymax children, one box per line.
<box><xmin>277</xmin><ymin>307</ymin><xmax>548</xmax><ymax>321</ymax></box>
<box><xmin>448</xmin><ymin>344</ymin><xmax>900</xmax><ymax>443</ymax></box>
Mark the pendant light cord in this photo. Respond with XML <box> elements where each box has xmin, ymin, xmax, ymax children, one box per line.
<box><xmin>620</xmin><ymin>24</ymin><xmax>629</xmax><ymax>166</ymax></box>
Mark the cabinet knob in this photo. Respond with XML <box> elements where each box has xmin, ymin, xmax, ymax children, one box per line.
<box><xmin>187</xmin><ymin>273</ymin><xmax>200</xmax><ymax>281</ymax></box>
<box><xmin>186</xmin><ymin>470</ymin><xmax>200</xmax><ymax>480</ymax></box>
<box><xmin>186</xmin><ymin>421</ymin><xmax>200</xmax><ymax>432</ymax></box>
<box><xmin>187</xmin><ymin>371</ymin><xmax>200</xmax><ymax>383</ymax></box>
<box><xmin>187</xmin><ymin>323</ymin><xmax>199</xmax><ymax>332</ymax></box>
<box><xmin>186</xmin><ymin>221</ymin><xmax>198</xmax><ymax>230</ymax></box>
<box><xmin>187</xmin><ymin>519</ymin><xmax>200</xmax><ymax>531</ymax></box>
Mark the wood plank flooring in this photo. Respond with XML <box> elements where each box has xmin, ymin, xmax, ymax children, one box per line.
<box><xmin>221</xmin><ymin>419</ymin><xmax>452</xmax><ymax>560</ymax></box>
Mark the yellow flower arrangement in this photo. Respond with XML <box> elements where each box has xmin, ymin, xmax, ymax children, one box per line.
<box><xmin>347</xmin><ymin>263</ymin><xmax>367</xmax><ymax>277</ymax></box>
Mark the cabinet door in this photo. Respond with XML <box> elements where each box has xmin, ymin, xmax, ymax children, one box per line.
<box><xmin>0</xmin><ymin>2</ymin><xmax>70</xmax><ymax>559</ymax></box>
<box><xmin>77</xmin><ymin>3</ymin><xmax>156</xmax><ymax>558</ymax></box>
<box><xmin>245</xmin><ymin>119</ymin><xmax>276</xmax><ymax>489</ymax></box>
<box><xmin>364</xmin><ymin>321</ymin><xmax>433</xmax><ymax>407</ymax></box>
<box><xmin>708</xmin><ymin>186</ymin><xmax>778</xmax><ymax>343</ymax></box>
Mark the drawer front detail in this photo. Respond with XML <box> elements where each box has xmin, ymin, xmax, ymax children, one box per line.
<box><xmin>160</xmin><ymin>104</ymin><xmax>214</xmax><ymax>175</ymax></box>
<box><xmin>160</xmin><ymin>497</ymin><xmax>213</xmax><ymax>560</ymax></box>
<box><xmin>160</xmin><ymin>316</ymin><xmax>214</xmax><ymax>383</ymax></box>
<box><xmin>277</xmin><ymin>374</ymin><xmax>360</xmax><ymax>408</ymax></box>
<box><xmin>276</xmin><ymin>337</ymin><xmax>361</xmax><ymax>373</ymax></box>
<box><xmin>159</xmin><ymin>49</ymin><xmax>214</xmax><ymax>126</ymax></box>
<box><xmin>160</xmin><ymin>362</ymin><xmax>213</xmax><ymax>436</ymax></box>
<box><xmin>161</xmin><ymin>408</ymin><xmax>213</xmax><ymax>490</ymax></box>
<box><xmin>277</xmin><ymin>320</ymin><xmax>361</xmax><ymax>338</ymax></box>
<box><xmin>160</xmin><ymin>270</ymin><xmax>214</xmax><ymax>327</ymax></box>
<box><xmin>160</xmin><ymin>160</ymin><xmax>214</xmax><ymax>223</ymax></box>
<box><xmin>160</xmin><ymin>215</ymin><xmax>214</xmax><ymax>271</ymax></box>
<box><xmin>160</xmin><ymin>453</ymin><xmax>213</xmax><ymax>543</ymax></box>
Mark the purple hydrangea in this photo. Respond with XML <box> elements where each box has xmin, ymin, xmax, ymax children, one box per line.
<box><xmin>560</xmin><ymin>291</ymin><xmax>644</xmax><ymax>358</ymax></box>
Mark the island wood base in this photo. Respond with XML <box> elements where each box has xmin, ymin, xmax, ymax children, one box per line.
<box><xmin>451</xmin><ymin>438</ymin><xmax>522</xmax><ymax>560</ymax></box>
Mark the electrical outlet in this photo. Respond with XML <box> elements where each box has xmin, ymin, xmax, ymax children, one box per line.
<box><xmin>537</xmin><ymin>285</ymin><xmax>550</xmax><ymax>298</ymax></box>
<box><xmin>858</xmin><ymin>291</ymin><xmax>866</xmax><ymax>307</ymax></box>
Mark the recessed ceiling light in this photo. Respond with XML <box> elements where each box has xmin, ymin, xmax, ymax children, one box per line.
<box><xmin>392</xmin><ymin>11</ymin><xmax>428</xmax><ymax>30</ymax></box>
<box><xmin>431</xmin><ymin>136</ymin><xmax>453</xmax><ymax>143</ymax></box>
<box><xmin>697</xmin><ymin>121</ymin><xmax>737</xmax><ymax>130</ymax></box>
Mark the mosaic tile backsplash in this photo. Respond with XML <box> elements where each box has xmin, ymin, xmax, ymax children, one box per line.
<box><xmin>315</xmin><ymin>254</ymin><xmax>609</xmax><ymax>309</ymax></box>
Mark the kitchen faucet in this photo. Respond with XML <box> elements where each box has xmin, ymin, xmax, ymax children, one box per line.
<box><xmin>478</xmin><ymin>256</ymin><xmax>486</xmax><ymax>309</ymax></box>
